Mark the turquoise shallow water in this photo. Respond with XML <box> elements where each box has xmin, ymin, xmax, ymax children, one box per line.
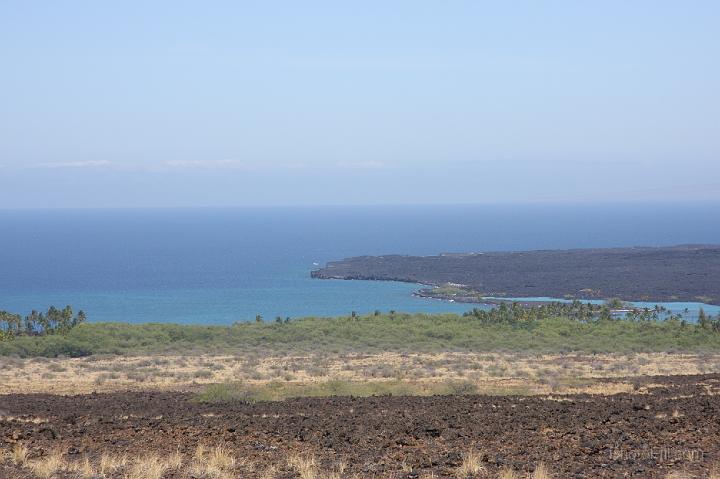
<box><xmin>0</xmin><ymin>281</ymin><xmax>476</xmax><ymax>325</ymax></box>
<box><xmin>1</xmin><ymin>204</ymin><xmax>718</xmax><ymax>324</ymax></box>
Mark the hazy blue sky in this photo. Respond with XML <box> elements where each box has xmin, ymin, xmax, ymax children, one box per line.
<box><xmin>1</xmin><ymin>1</ymin><xmax>719</xmax><ymax>208</ymax></box>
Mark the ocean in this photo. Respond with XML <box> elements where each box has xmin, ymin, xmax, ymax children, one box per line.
<box><xmin>1</xmin><ymin>203</ymin><xmax>719</xmax><ymax>324</ymax></box>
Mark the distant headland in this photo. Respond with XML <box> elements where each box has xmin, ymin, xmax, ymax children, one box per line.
<box><xmin>311</xmin><ymin>244</ymin><xmax>720</xmax><ymax>306</ymax></box>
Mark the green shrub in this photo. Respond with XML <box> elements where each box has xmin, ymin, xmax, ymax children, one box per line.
<box><xmin>2</xmin><ymin>310</ymin><xmax>720</xmax><ymax>358</ymax></box>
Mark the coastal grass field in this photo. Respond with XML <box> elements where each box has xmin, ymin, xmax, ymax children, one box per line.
<box><xmin>3</xmin><ymin>311</ymin><xmax>720</xmax><ymax>397</ymax></box>
<box><xmin>6</xmin><ymin>348</ymin><xmax>717</xmax><ymax>396</ymax></box>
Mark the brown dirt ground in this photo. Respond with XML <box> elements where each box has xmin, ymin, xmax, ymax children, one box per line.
<box><xmin>2</xmin><ymin>373</ymin><xmax>720</xmax><ymax>478</ymax></box>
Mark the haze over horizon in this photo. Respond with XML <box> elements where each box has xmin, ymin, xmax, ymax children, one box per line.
<box><xmin>2</xmin><ymin>1</ymin><xmax>719</xmax><ymax>208</ymax></box>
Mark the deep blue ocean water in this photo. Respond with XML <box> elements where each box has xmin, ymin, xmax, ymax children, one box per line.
<box><xmin>1</xmin><ymin>204</ymin><xmax>719</xmax><ymax>324</ymax></box>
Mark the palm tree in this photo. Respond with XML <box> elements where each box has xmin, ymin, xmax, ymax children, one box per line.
<box><xmin>38</xmin><ymin>312</ymin><xmax>50</xmax><ymax>334</ymax></box>
<box><xmin>698</xmin><ymin>308</ymin><xmax>709</xmax><ymax>329</ymax></box>
<box><xmin>73</xmin><ymin>310</ymin><xmax>87</xmax><ymax>327</ymax></box>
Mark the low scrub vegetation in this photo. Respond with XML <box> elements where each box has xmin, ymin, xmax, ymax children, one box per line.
<box><xmin>1</xmin><ymin>303</ymin><xmax>720</xmax><ymax>358</ymax></box>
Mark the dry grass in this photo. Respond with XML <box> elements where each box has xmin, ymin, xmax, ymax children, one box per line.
<box><xmin>259</xmin><ymin>465</ymin><xmax>279</xmax><ymax>479</ymax></box>
<box><xmin>28</xmin><ymin>450</ymin><xmax>65</xmax><ymax>478</ymax></box>
<box><xmin>531</xmin><ymin>463</ymin><xmax>552</xmax><ymax>479</ymax></box>
<box><xmin>7</xmin><ymin>445</ymin><xmax>243</xmax><ymax>479</ymax></box>
<box><xmin>455</xmin><ymin>449</ymin><xmax>483</xmax><ymax>478</ymax></box>
<box><xmin>69</xmin><ymin>456</ymin><xmax>96</xmax><ymax>477</ymax></box>
<box><xmin>710</xmin><ymin>464</ymin><xmax>720</xmax><ymax>479</ymax></box>
<box><xmin>4</xmin><ymin>446</ymin><xmax>710</xmax><ymax>479</ymax></box>
<box><xmin>287</xmin><ymin>454</ymin><xmax>346</xmax><ymax>479</ymax></box>
<box><xmin>8</xmin><ymin>442</ymin><xmax>30</xmax><ymax>466</ymax></box>
<box><xmin>664</xmin><ymin>470</ymin><xmax>720</xmax><ymax>479</ymax></box>
<box><xmin>125</xmin><ymin>453</ymin><xmax>177</xmax><ymax>479</ymax></box>
<box><xmin>498</xmin><ymin>467</ymin><xmax>521</xmax><ymax>479</ymax></box>
<box><xmin>288</xmin><ymin>454</ymin><xmax>319</xmax><ymax>479</ymax></box>
<box><xmin>167</xmin><ymin>450</ymin><xmax>184</xmax><ymax>470</ymax></box>
<box><xmin>188</xmin><ymin>444</ymin><xmax>237</xmax><ymax>478</ymax></box>
<box><xmin>98</xmin><ymin>452</ymin><xmax>128</xmax><ymax>476</ymax></box>
<box><xmin>206</xmin><ymin>445</ymin><xmax>236</xmax><ymax>471</ymax></box>
<box><xmin>3</xmin><ymin>351</ymin><xmax>719</xmax><ymax>396</ymax></box>
<box><xmin>665</xmin><ymin>472</ymin><xmax>693</xmax><ymax>479</ymax></box>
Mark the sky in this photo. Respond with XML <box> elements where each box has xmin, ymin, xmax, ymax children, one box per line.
<box><xmin>1</xmin><ymin>1</ymin><xmax>719</xmax><ymax>208</ymax></box>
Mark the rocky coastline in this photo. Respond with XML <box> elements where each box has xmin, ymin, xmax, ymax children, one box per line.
<box><xmin>311</xmin><ymin>245</ymin><xmax>720</xmax><ymax>306</ymax></box>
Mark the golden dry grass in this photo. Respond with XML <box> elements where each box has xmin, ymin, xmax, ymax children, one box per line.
<box><xmin>125</xmin><ymin>453</ymin><xmax>180</xmax><ymax>479</ymax></box>
<box><xmin>6</xmin><ymin>445</ymin><xmax>241</xmax><ymax>479</ymax></box>
<box><xmin>206</xmin><ymin>445</ymin><xmax>235</xmax><ymax>471</ymax></box>
<box><xmin>665</xmin><ymin>472</ymin><xmax>693</xmax><ymax>479</ymax></box>
<box><xmin>28</xmin><ymin>450</ymin><xmax>65</xmax><ymax>478</ymax></box>
<box><xmin>8</xmin><ymin>442</ymin><xmax>29</xmax><ymax>466</ymax></box>
<box><xmin>710</xmin><ymin>465</ymin><xmax>720</xmax><ymax>479</ymax></box>
<box><xmin>455</xmin><ymin>449</ymin><xmax>483</xmax><ymax>478</ymax></box>
<box><xmin>259</xmin><ymin>465</ymin><xmax>278</xmax><ymax>479</ymax></box>
<box><xmin>187</xmin><ymin>444</ymin><xmax>237</xmax><ymax>479</ymax></box>
<box><xmin>98</xmin><ymin>452</ymin><xmax>128</xmax><ymax>476</ymax></box>
<box><xmin>68</xmin><ymin>456</ymin><xmax>95</xmax><ymax>478</ymax></box>
<box><xmin>287</xmin><ymin>454</ymin><xmax>347</xmax><ymax>479</ymax></box>
<box><xmin>3</xmin><ymin>351</ymin><xmax>718</xmax><ymax>396</ymax></box>
<box><xmin>167</xmin><ymin>450</ymin><xmax>184</xmax><ymax>470</ymax></box>
<box><xmin>288</xmin><ymin>454</ymin><xmax>319</xmax><ymax>479</ymax></box>
<box><xmin>531</xmin><ymin>463</ymin><xmax>552</xmax><ymax>479</ymax></box>
<box><xmin>4</xmin><ymin>446</ymin><xmax>712</xmax><ymax>479</ymax></box>
<box><xmin>498</xmin><ymin>467</ymin><xmax>521</xmax><ymax>479</ymax></box>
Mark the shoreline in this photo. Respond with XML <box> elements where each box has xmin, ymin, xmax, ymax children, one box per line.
<box><xmin>412</xmin><ymin>286</ymin><xmax>720</xmax><ymax>320</ymax></box>
<box><xmin>311</xmin><ymin>245</ymin><xmax>720</xmax><ymax>307</ymax></box>
<box><xmin>412</xmin><ymin>287</ymin><xmax>561</xmax><ymax>308</ymax></box>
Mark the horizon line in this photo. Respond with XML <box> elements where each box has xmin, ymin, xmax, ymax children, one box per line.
<box><xmin>2</xmin><ymin>198</ymin><xmax>720</xmax><ymax>211</ymax></box>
